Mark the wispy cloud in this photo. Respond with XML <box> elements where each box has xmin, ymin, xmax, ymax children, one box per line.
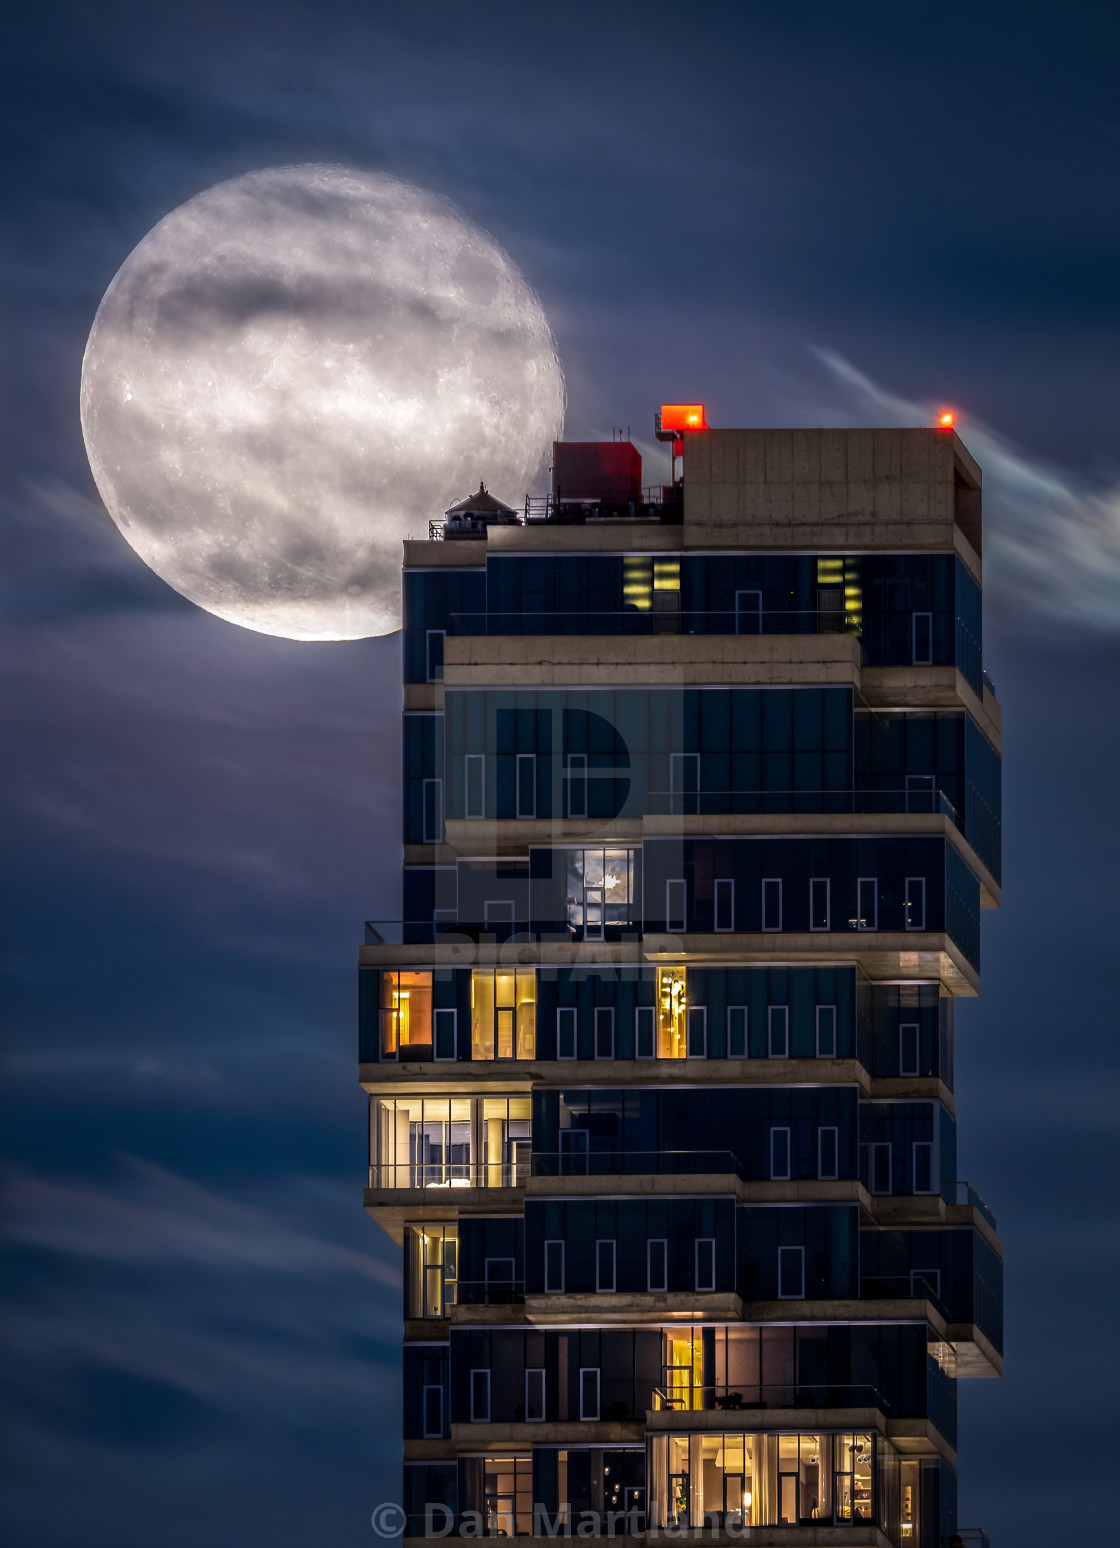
<box><xmin>815</xmin><ymin>348</ymin><xmax>1120</xmax><ymax>632</ymax></box>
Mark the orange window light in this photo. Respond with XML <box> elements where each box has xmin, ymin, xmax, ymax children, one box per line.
<box><xmin>660</xmin><ymin>403</ymin><xmax>708</xmax><ymax>432</ymax></box>
<box><xmin>937</xmin><ymin>410</ymin><xmax>955</xmax><ymax>429</ymax></box>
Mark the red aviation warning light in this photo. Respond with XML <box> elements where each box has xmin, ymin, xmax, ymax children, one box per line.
<box><xmin>660</xmin><ymin>403</ymin><xmax>708</xmax><ymax>432</ymax></box>
<box><xmin>937</xmin><ymin>410</ymin><xmax>956</xmax><ymax>430</ymax></box>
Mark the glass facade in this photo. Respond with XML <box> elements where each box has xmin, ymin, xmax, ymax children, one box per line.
<box><xmin>375</xmin><ymin>431</ymin><xmax>999</xmax><ymax>1548</ymax></box>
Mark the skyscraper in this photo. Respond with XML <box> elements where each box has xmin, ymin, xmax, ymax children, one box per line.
<box><xmin>361</xmin><ymin>421</ymin><xmax>1001</xmax><ymax>1547</ymax></box>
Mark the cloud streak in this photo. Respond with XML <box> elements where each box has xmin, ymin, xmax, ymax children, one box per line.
<box><xmin>815</xmin><ymin>348</ymin><xmax>1120</xmax><ymax>633</ymax></box>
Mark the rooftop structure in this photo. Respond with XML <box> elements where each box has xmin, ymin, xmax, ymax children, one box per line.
<box><xmin>361</xmin><ymin>413</ymin><xmax>1001</xmax><ymax>1548</ymax></box>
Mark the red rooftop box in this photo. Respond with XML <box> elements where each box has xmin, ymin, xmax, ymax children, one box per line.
<box><xmin>552</xmin><ymin>441</ymin><xmax>642</xmax><ymax>505</ymax></box>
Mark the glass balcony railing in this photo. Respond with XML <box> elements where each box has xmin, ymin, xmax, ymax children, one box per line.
<box><xmin>446</xmin><ymin>608</ymin><xmax>864</xmax><ymax>638</ymax></box>
<box><xmin>531</xmin><ymin>1148</ymin><xmax>747</xmax><ymax>1180</ymax></box>
<box><xmin>651</xmin><ymin>1382</ymin><xmax>891</xmax><ymax>1414</ymax></box>
<box><xmin>645</xmin><ymin>786</ymin><xmax>960</xmax><ymax>823</ymax></box>
<box><xmin>940</xmin><ymin>1180</ymin><xmax>997</xmax><ymax>1229</ymax></box>
<box><xmin>367</xmin><ymin>1160</ymin><xmax>530</xmax><ymax>1190</ymax></box>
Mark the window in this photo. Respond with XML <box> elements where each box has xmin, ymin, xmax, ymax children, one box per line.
<box><xmin>912</xmin><ymin>611</ymin><xmax>933</xmax><ymax>665</ymax></box>
<box><xmin>566</xmin><ymin>753</ymin><xmax>588</xmax><ymax>819</ymax></box>
<box><xmin>819</xmin><ymin>1126</ymin><xmax>839</xmax><ymax>1180</ymax></box>
<box><xmin>669</xmin><ymin>752</ymin><xmax>699</xmax><ymax>815</ymax></box>
<box><xmin>666</xmin><ymin>879</ymin><xmax>687</xmax><ymax>933</ymax></box>
<box><xmin>870</xmin><ymin>1142</ymin><xmax>892</xmax><ymax>1195</ymax></box>
<box><xmin>516</xmin><ymin>753</ymin><xmax>536</xmax><ymax>819</ymax></box>
<box><xmin>695</xmin><ymin>1238</ymin><xmax>716</xmax><ymax>1292</ymax></box>
<box><xmin>906</xmin><ymin>773</ymin><xmax>936</xmax><ymax>813</ymax></box>
<box><xmin>904</xmin><ymin>877</ymin><xmax>926</xmax><ymax>931</ymax></box>
<box><xmin>817</xmin><ymin>588</ymin><xmax>844</xmax><ymax>633</ymax></box>
<box><xmin>657</xmin><ymin>967</ymin><xmax>688</xmax><ymax>1059</ymax></box>
<box><xmin>778</xmin><ymin>1245</ymin><xmax>805</xmax><ymax>1299</ymax></box>
<box><xmin>910</xmin><ymin>1268</ymin><xmax>941</xmax><ymax>1301</ymax></box>
<box><xmin>727</xmin><ymin>1005</ymin><xmax>748</xmax><ymax>1059</ymax></box>
<box><xmin>768</xmin><ymin>1005</ymin><xmax>789</xmax><ymax>1059</ymax></box>
<box><xmin>899</xmin><ymin>1022</ymin><xmax>920</xmax><ymax>1077</ymax></box>
<box><xmin>647</xmin><ymin>1239</ymin><xmax>668</xmax><ymax>1293</ymax></box>
<box><xmin>379</xmin><ymin>971</ymin><xmax>433</xmax><ymax>1061</ymax></box>
<box><xmin>544</xmin><ymin>1240</ymin><xmax>565</xmax><ymax>1294</ymax></box>
<box><xmin>525</xmin><ymin>1369</ymin><xmax>545</xmax><ymax>1422</ymax></box>
<box><xmin>770</xmin><ymin>1126</ymin><xmax>791</xmax><ymax>1180</ymax></box>
<box><xmin>471</xmin><ymin>969</ymin><xmax>536</xmax><ymax>1060</ymax></box>
<box><xmin>579</xmin><ymin>1368</ymin><xmax>600</xmax><ymax>1421</ymax></box>
<box><xmin>404</xmin><ymin>1224</ymin><xmax>457</xmax><ymax>1317</ymax></box>
<box><xmin>422</xmin><ymin>1383</ymin><xmax>444</xmax><ymax>1438</ymax></box>
<box><xmin>762</xmin><ymin>878</ymin><xmax>782</xmax><ymax>932</ymax></box>
<box><xmin>816</xmin><ymin>1004</ymin><xmax>837</xmax><ymax>1058</ymax></box>
<box><xmin>434</xmin><ymin>1008</ymin><xmax>457</xmax><ymax>1061</ymax></box>
<box><xmin>567</xmin><ymin>846</ymin><xmax>637</xmax><ymax>940</ymax></box>
<box><xmin>594</xmin><ymin>1007</ymin><xmax>615</xmax><ymax>1060</ymax></box>
<box><xmin>686</xmin><ymin>1005</ymin><xmax>707</xmax><ymax>1058</ymax></box>
<box><xmin>913</xmin><ymin>1141</ymin><xmax>934</xmax><ymax>1194</ymax></box>
<box><xmin>635</xmin><ymin>1005</ymin><xmax>656</xmax><ymax>1060</ymax></box>
<box><xmin>714</xmin><ymin>878</ymin><xmax>735</xmax><ymax>932</ymax></box>
<box><xmin>810</xmin><ymin>877</ymin><xmax>830</xmax><ymax>932</ymax></box>
<box><xmin>856</xmin><ymin>877</ymin><xmax>878</xmax><ymax>931</ymax></box>
<box><xmin>422</xmin><ymin>778</ymin><xmax>443</xmax><ymax>843</ymax></box>
<box><xmin>426</xmin><ymin>629</ymin><xmax>445</xmax><ymax>683</ymax></box>
<box><xmin>465</xmin><ymin>754</ymin><xmax>485</xmax><ymax>819</ymax></box>
<box><xmin>484</xmin><ymin>900</ymin><xmax>515</xmax><ymax>933</ymax></box>
<box><xmin>470</xmin><ymin>1369</ymin><xmax>490</xmax><ymax>1422</ymax></box>
<box><xmin>485</xmin><ymin>1258</ymin><xmax>516</xmax><ymax>1303</ymax></box>
<box><xmin>595</xmin><ymin>1239</ymin><xmax>616</xmax><ymax>1293</ymax></box>
<box><xmin>735</xmin><ymin>589</ymin><xmax>762</xmax><ymax>634</ymax></box>
<box><xmin>557</xmin><ymin>1007</ymin><xmax>577</xmax><ymax>1061</ymax></box>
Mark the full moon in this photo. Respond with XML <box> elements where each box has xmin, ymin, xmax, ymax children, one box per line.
<box><xmin>80</xmin><ymin>166</ymin><xmax>565</xmax><ymax>639</ymax></box>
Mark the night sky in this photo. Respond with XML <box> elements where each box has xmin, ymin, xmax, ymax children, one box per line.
<box><xmin>4</xmin><ymin>4</ymin><xmax>1120</xmax><ymax>1545</ymax></box>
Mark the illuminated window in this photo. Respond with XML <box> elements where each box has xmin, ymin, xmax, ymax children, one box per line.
<box><xmin>379</xmin><ymin>971</ymin><xmax>433</xmax><ymax>1061</ymax></box>
<box><xmin>566</xmin><ymin>847</ymin><xmax>636</xmax><ymax>939</ymax></box>
<box><xmin>623</xmin><ymin>554</ymin><xmax>652</xmax><ymax>612</ymax></box>
<box><xmin>481</xmin><ymin>1096</ymin><xmax>532</xmax><ymax>1187</ymax></box>
<box><xmin>482</xmin><ymin>1455</ymin><xmax>532</xmax><ymax>1536</ymax></box>
<box><xmin>403</xmin><ymin>1224</ymin><xmax>458</xmax><ymax>1318</ymax></box>
<box><xmin>471</xmin><ymin>969</ymin><xmax>536</xmax><ymax>1060</ymax></box>
<box><xmin>374</xmin><ymin>1096</ymin><xmax>472</xmax><ymax>1189</ymax></box>
<box><xmin>657</xmin><ymin>967</ymin><xmax>688</xmax><ymax>1059</ymax></box>
<box><xmin>834</xmin><ymin>1434</ymin><xmax>874</xmax><ymax>1521</ymax></box>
